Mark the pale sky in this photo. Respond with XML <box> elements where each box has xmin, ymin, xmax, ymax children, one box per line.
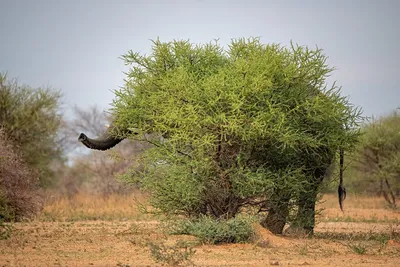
<box><xmin>1</xmin><ymin>0</ymin><xmax>399</xmax><ymax>119</ymax></box>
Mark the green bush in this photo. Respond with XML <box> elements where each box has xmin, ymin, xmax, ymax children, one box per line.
<box><xmin>0</xmin><ymin>73</ymin><xmax>63</xmax><ymax>187</ymax></box>
<box><xmin>111</xmin><ymin>38</ymin><xmax>361</xmax><ymax>234</ymax></box>
<box><xmin>169</xmin><ymin>215</ymin><xmax>256</xmax><ymax>244</ymax></box>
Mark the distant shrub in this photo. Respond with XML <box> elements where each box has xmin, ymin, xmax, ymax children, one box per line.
<box><xmin>169</xmin><ymin>215</ymin><xmax>256</xmax><ymax>244</ymax></box>
<box><xmin>0</xmin><ymin>73</ymin><xmax>63</xmax><ymax>187</ymax></box>
<box><xmin>326</xmin><ymin>111</ymin><xmax>400</xmax><ymax>208</ymax></box>
<box><xmin>0</xmin><ymin>128</ymin><xmax>43</xmax><ymax>221</ymax></box>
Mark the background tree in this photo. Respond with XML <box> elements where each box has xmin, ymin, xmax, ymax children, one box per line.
<box><xmin>98</xmin><ymin>38</ymin><xmax>361</xmax><ymax>234</ymax></box>
<box><xmin>0</xmin><ymin>73</ymin><xmax>63</xmax><ymax>187</ymax></box>
<box><xmin>348</xmin><ymin>111</ymin><xmax>400</xmax><ymax>208</ymax></box>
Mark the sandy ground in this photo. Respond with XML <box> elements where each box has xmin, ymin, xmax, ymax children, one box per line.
<box><xmin>0</xmin><ymin>194</ymin><xmax>399</xmax><ymax>267</ymax></box>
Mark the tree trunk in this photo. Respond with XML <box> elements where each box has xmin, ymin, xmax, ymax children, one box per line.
<box><xmin>260</xmin><ymin>191</ymin><xmax>290</xmax><ymax>234</ymax></box>
<box><xmin>294</xmin><ymin>194</ymin><xmax>318</xmax><ymax>235</ymax></box>
<box><xmin>293</xmin><ymin>168</ymin><xmax>325</xmax><ymax>235</ymax></box>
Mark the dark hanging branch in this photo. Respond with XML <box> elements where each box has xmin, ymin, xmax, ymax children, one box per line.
<box><xmin>338</xmin><ymin>148</ymin><xmax>346</xmax><ymax>211</ymax></box>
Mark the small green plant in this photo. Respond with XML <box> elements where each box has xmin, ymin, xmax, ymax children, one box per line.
<box><xmin>148</xmin><ymin>239</ymin><xmax>196</xmax><ymax>266</ymax></box>
<box><xmin>376</xmin><ymin>234</ymin><xmax>389</xmax><ymax>252</ymax></box>
<box><xmin>348</xmin><ymin>242</ymin><xmax>368</xmax><ymax>255</ymax></box>
<box><xmin>169</xmin><ymin>215</ymin><xmax>256</xmax><ymax>244</ymax></box>
<box><xmin>298</xmin><ymin>243</ymin><xmax>309</xmax><ymax>255</ymax></box>
<box><xmin>116</xmin><ymin>222</ymin><xmax>142</xmax><ymax>236</ymax></box>
<box><xmin>0</xmin><ymin>219</ymin><xmax>12</xmax><ymax>240</ymax></box>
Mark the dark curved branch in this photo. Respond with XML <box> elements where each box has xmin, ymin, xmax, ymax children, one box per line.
<box><xmin>78</xmin><ymin>122</ymin><xmax>136</xmax><ymax>151</ymax></box>
<box><xmin>338</xmin><ymin>148</ymin><xmax>346</xmax><ymax>211</ymax></box>
<box><xmin>78</xmin><ymin>132</ymin><xmax>125</xmax><ymax>151</ymax></box>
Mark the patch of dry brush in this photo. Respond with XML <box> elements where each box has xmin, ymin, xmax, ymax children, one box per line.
<box><xmin>0</xmin><ymin>128</ymin><xmax>43</xmax><ymax>221</ymax></box>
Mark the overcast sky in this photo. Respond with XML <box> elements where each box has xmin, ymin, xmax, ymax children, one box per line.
<box><xmin>1</xmin><ymin>0</ymin><xmax>399</xmax><ymax>120</ymax></box>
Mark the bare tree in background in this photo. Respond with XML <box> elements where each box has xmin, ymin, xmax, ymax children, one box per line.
<box><xmin>58</xmin><ymin>105</ymin><xmax>111</xmax><ymax>155</ymax></box>
<box><xmin>56</xmin><ymin>105</ymin><xmax>150</xmax><ymax>199</ymax></box>
<box><xmin>352</xmin><ymin>112</ymin><xmax>400</xmax><ymax>209</ymax></box>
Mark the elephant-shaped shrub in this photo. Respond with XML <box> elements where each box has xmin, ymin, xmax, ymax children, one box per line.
<box><xmin>78</xmin><ymin>38</ymin><xmax>361</xmax><ymax>235</ymax></box>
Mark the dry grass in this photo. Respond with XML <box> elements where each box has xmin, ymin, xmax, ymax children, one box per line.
<box><xmin>320</xmin><ymin>193</ymin><xmax>389</xmax><ymax>209</ymax></box>
<box><xmin>319</xmin><ymin>194</ymin><xmax>399</xmax><ymax>223</ymax></box>
<box><xmin>40</xmin><ymin>191</ymin><xmax>150</xmax><ymax>222</ymax></box>
<box><xmin>0</xmin><ymin>193</ymin><xmax>399</xmax><ymax>266</ymax></box>
<box><xmin>40</xmin><ymin>192</ymin><xmax>399</xmax><ymax>224</ymax></box>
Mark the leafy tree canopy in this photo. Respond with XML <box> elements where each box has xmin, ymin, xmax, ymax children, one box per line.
<box><xmin>111</xmin><ymin>38</ymin><xmax>361</xmax><ymax>222</ymax></box>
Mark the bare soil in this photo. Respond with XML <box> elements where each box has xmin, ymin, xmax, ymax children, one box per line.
<box><xmin>0</xmin><ymin>194</ymin><xmax>399</xmax><ymax>267</ymax></box>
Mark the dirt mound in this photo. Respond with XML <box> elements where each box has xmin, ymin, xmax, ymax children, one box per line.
<box><xmin>252</xmin><ymin>223</ymin><xmax>294</xmax><ymax>248</ymax></box>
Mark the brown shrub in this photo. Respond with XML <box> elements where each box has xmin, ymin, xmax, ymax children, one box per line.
<box><xmin>0</xmin><ymin>128</ymin><xmax>43</xmax><ymax>221</ymax></box>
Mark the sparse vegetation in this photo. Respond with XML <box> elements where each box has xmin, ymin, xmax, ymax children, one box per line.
<box><xmin>148</xmin><ymin>240</ymin><xmax>196</xmax><ymax>266</ymax></box>
<box><xmin>297</xmin><ymin>242</ymin><xmax>309</xmax><ymax>255</ymax></box>
<box><xmin>348</xmin><ymin>242</ymin><xmax>368</xmax><ymax>254</ymax></box>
